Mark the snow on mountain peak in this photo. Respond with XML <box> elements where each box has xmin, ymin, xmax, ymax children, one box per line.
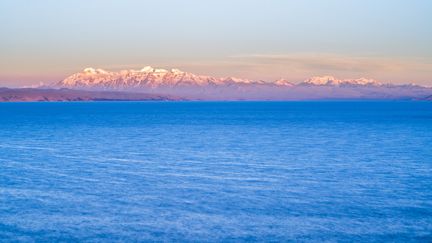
<box><xmin>303</xmin><ymin>76</ymin><xmax>381</xmax><ymax>86</ymax></box>
<box><xmin>140</xmin><ymin>66</ymin><xmax>154</xmax><ymax>72</ymax></box>
<box><xmin>154</xmin><ymin>68</ymin><xmax>168</xmax><ymax>73</ymax></box>
<box><xmin>171</xmin><ymin>68</ymin><xmax>184</xmax><ymax>74</ymax></box>
<box><xmin>347</xmin><ymin>77</ymin><xmax>381</xmax><ymax>86</ymax></box>
<box><xmin>83</xmin><ymin>67</ymin><xmax>97</xmax><ymax>74</ymax></box>
<box><xmin>83</xmin><ymin>67</ymin><xmax>109</xmax><ymax>75</ymax></box>
<box><xmin>274</xmin><ymin>79</ymin><xmax>294</xmax><ymax>86</ymax></box>
<box><xmin>58</xmin><ymin>66</ymin><xmax>260</xmax><ymax>89</ymax></box>
<box><xmin>304</xmin><ymin>76</ymin><xmax>338</xmax><ymax>85</ymax></box>
<box><xmin>56</xmin><ymin>67</ymin><xmax>390</xmax><ymax>90</ymax></box>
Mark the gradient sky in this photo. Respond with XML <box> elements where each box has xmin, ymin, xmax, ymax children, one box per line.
<box><xmin>1</xmin><ymin>0</ymin><xmax>431</xmax><ymax>87</ymax></box>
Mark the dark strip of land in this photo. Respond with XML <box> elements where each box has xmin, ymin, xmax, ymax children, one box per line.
<box><xmin>0</xmin><ymin>88</ymin><xmax>179</xmax><ymax>102</ymax></box>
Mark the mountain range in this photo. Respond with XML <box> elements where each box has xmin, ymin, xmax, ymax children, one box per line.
<box><xmin>57</xmin><ymin>66</ymin><xmax>389</xmax><ymax>88</ymax></box>
<box><xmin>51</xmin><ymin>66</ymin><xmax>432</xmax><ymax>100</ymax></box>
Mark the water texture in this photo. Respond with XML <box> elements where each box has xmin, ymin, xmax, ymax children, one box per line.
<box><xmin>0</xmin><ymin>101</ymin><xmax>431</xmax><ymax>241</ymax></box>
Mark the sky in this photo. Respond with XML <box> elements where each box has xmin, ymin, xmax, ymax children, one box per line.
<box><xmin>1</xmin><ymin>0</ymin><xmax>431</xmax><ymax>87</ymax></box>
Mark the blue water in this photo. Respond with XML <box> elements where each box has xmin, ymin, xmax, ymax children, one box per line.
<box><xmin>0</xmin><ymin>101</ymin><xmax>431</xmax><ymax>242</ymax></box>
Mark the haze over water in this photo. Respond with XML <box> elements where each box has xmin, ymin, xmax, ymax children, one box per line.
<box><xmin>1</xmin><ymin>101</ymin><xmax>431</xmax><ymax>241</ymax></box>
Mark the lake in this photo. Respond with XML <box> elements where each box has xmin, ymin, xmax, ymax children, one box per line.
<box><xmin>0</xmin><ymin>101</ymin><xmax>431</xmax><ymax>241</ymax></box>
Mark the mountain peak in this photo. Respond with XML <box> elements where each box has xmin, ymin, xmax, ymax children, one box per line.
<box><xmin>57</xmin><ymin>66</ymin><xmax>255</xmax><ymax>88</ymax></box>
<box><xmin>83</xmin><ymin>67</ymin><xmax>109</xmax><ymax>75</ymax></box>
<box><xmin>171</xmin><ymin>68</ymin><xmax>184</xmax><ymax>74</ymax></box>
<box><xmin>303</xmin><ymin>76</ymin><xmax>338</xmax><ymax>85</ymax></box>
<box><xmin>274</xmin><ymin>79</ymin><xmax>294</xmax><ymax>86</ymax></box>
<box><xmin>56</xmin><ymin>67</ymin><xmax>416</xmax><ymax>91</ymax></box>
<box><xmin>303</xmin><ymin>76</ymin><xmax>381</xmax><ymax>86</ymax></box>
<box><xmin>140</xmin><ymin>66</ymin><xmax>154</xmax><ymax>72</ymax></box>
<box><xmin>154</xmin><ymin>68</ymin><xmax>168</xmax><ymax>73</ymax></box>
<box><xmin>83</xmin><ymin>67</ymin><xmax>97</xmax><ymax>74</ymax></box>
<box><xmin>48</xmin><ymin>68</ymin><xmax>432</xmax><ymax>100</ymax></box>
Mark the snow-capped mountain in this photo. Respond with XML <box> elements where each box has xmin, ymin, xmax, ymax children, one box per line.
<box><xmin>274</xmin><ymin>79</ymin><xmax>295</xmax><ymax>86</ymax></box>
<box><xmin>301</xmin><ymin>76</ymin><xmax>381</xmax><ymax>86</ymax></box>
<box><xmin>57</xmin><ymin>66</ymin><xmax>256</xmax><ymax>89</ymax></box>
<box><xmin>56</xmin><ymin>67</ymin><xmax>388</xmax><ymax>89</ymax></box>
<box><xmin>53</xmin><ymin>66</ymin><xmax>432</xmax><ymax>100</ymax></box>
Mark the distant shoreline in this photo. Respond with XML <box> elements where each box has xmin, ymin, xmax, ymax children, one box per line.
<box><xmin>0</xmin><ymin>87</ymin><xmax>431</xmax><ymax>102</ymax></box>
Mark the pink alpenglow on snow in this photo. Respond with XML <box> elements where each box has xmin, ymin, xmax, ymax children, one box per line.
<box><xmin>52</xmin><ymin>66</ymin><xmax>432</xmax><ymax>100</ymax></box>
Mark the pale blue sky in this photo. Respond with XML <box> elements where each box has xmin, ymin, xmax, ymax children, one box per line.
<box><xmin>1</xmin><ymin>0</ymin><xmax>431</xmax><ymax>86</ymax></box>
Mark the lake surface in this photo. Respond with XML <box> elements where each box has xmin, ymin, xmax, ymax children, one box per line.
<box><xmin>0</xmin><ymin>101</ymin><xmax>431</xmax><ymax>241</ymax></box>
